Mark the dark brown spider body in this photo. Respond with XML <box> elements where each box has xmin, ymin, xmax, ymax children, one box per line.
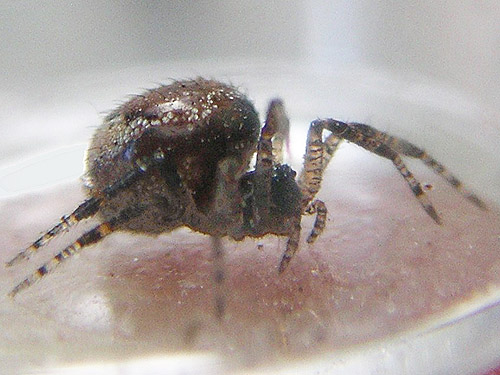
<box><xmin>240</xmin><ymin>164</ymin><xmax>302</xmax><ymax>239</ymax></box>
<box><xmin>86</xmin><ymin>79</ymin><xmax>261</xmax><ymax>234</ymax></box>
<box><xmin>7</xmin><ymin>78</ymin><xmax>486</xmax><ymax>306</ymax></box>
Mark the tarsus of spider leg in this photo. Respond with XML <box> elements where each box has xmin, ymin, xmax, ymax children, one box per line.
<box><xmin>386</xmin><ymin>137</ymin><xmax>487</xmax><ymax>210</ymax></box>
<box><xmin>419</xmin><ymin>152</ymin><xmax>486</xmax><ymax>209</ymax></box>
<box><xmin>8</xmin><ymin>205</ymin><xmax>144</xmax><ymax>298</ymax></box>
<box><xmin>367</xmin><ymin>140</ymin><xmax>443</xmax><ymax>225</ymax></box>
<box><xmin>390</xmin><ymin>153</ymin><xmax>442</xmax><ymax>225</ymax></box>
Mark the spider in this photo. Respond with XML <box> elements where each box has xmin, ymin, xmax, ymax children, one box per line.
<box><xmin>6</xmin><ymin>78</ymin><xmax>486</xmax><ymax>316</ymax></box>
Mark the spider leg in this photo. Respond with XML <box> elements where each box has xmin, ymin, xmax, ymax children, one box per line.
<box><xmin>5</xmin><ymin>197</ymin><xmax>101</xmax><ymax>267</ymax></box>
<box><xmin>304</xmin><ymin>199</ymin><xmax>328</xmax><ymax>244</ymax></box>
<box><xmin>320</xmin><ymin>119</ymin><xmax>443</xmax><ymax>223</ymax></box>
<box><xmin>8</xmin><ymin>204</ymin><xmax>145</xmax><ymax>297</ymax></box>
<box><xmin>321</xmin><ymin>133</ymin><xmax>343</xmax><ymax>175</ymax></box>
<box><xmin>253</xmin><ymin>99</ymin><xmax>289</xmax><ymax>226</ymax></box>
<box><xmin>385</xmin><ymin>149</ymin><xmax>442</xmax><ymax>224</ymax></box>
<box><xmin>384</xmin><ymin>135</ymin><xmax>487</xmax><ymax>209</ymax></box>
<box><xmin>293</xmin><ymin>122</ymin><xmax>342</xmax><ymax>258</ymax></box>
<box><xmin>5</xmin><ymin>149</ymin><xmax>165</xmax><ymax>268</ymax></box>
<box><xmin>209</xmin><ymin>157</ymin><xmax>246</xmax><ymax>318</ymax></box>
<box><xmin>214</xmin><ymin>157</ymin><xmax>244</xmax><ymax>237</ymax></box>
<box><xmin>278</xmin><ymin>217</ymin><xmax>301</xmax><ymax>273</ymax></box>
<box><xmin>295</xmin><ymin>122</ymin><xmax>341</xmax><ymax>249</ymax></box>
<box><xmin>211</xmin><ymin>236</ymin><xmax>226</xmax><ymax>319</ymax></box>
<box><xmin>262</xmin><ymin>99</ymin><xmax>290</xmax><ymax>165</ymax></box>
<box><xmin>298</xmin><ymin>121</ymin><xmax>342</xmax><ymax>211</ymax></box>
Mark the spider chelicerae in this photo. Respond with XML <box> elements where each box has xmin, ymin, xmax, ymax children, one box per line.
<box><xmin>6</xmin><ymin>78</ymin><xmax>486</xmax><ymax>316</ymax></box>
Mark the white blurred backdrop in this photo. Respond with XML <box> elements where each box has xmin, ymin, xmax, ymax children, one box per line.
<box><xmin>1</xmin><ymin>0</ymin><xmax>499</xmax><ymax>199</ymax></box>
<box><xmin>1</xmin><ymin>1</ymin><xmax>499</xmax><ymax>102</ymax></box>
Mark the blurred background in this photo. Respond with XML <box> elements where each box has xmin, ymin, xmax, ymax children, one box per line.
<box><xmin>1</xmin><ymin>1</ymin><xmax>499</xmax><ymax>101</ymax></box>
<box><xmin>0</xmin><ymin>1</ymin><xmax>499</xmax><ymax>97</ymax></box>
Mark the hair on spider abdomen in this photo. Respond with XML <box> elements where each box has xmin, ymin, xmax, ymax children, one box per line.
<box><xmin>87</xmin><ymin>79</ymin><xmax>261</xmax><ymax>224</ymax></box>
<box><xmin>7</xmin><ymin>78</ymin><xmax>486</xmax><ymax>317</ymax></box>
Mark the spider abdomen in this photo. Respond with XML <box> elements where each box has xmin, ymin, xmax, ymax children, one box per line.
<box><xmin>85</xmin><ymin>79</ymin><xmax>261</xmax><ymax>229</ymax></box>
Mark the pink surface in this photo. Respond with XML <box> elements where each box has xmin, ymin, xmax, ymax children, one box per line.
<box><xmin>1</xmin><ymin>150</ymin><xmax>499</xmax><ymax>371</ymax></box>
